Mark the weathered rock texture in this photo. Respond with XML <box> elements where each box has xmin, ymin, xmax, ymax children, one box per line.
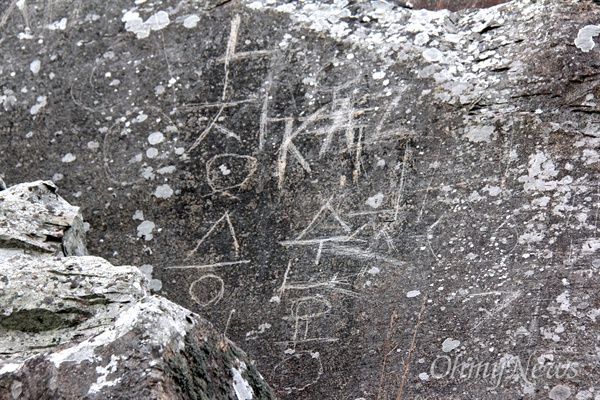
<box><xmin>401</xmin><ymin>0</ymin><xmax>511</xmax><ymax>11</ymax></box>
<box><xmin>0</xmin><ymin>181</ymin><xmax>87</xmax><ymax>257</ymax></box>
<box><xmin>0</xmin><ymin>0</ymin><xmax>599</xmax><ymax>399</ymax></box>
<box><xmin>0</xmin><ymin>181</ymin><xmax>275</xmax><ymax>399</ymax></box>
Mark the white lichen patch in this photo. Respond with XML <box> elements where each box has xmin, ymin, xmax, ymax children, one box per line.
<box><xmin>47</xmin><ymin>18</ymin><xmax>67</xmax><ymax>31</ymax></box>
<box><xmin>482</xmin><ymin>185</ymin><xmax>502</xmax><ymax>197</ymax></box>
<box><xmin>468</xmin><ymin>191</ymin><xmax>484</xmax><ymax>202</ymax></box>
<box><xmin>367</xmin><ymin>266</ymin><xmax>380</xmax><ymax>275</ymax></box>
<box><xmin>549</xmin><ymin>384</ymin><xmax>572</xmax><ymax>400</ymax></box>
<box><xmin>148</xmin><ymin>279</ymin><xmax>162</xmax><ymax>291</ymax></box>
<box><xmin>183</xmin><ymin>14</ymin><xmax>200</xmax><ymax>29</ymax></box>
<box><xmin>146</xmin><ymin>148</ymin><xmax>159</xmax><ymax>159</ymax></box>
<box><xmin>146</xmin><ymin>11</ymin><xmax>170</xmax><ymax>31</ymax></box>
<box><xmin>29</xmin><ymin>60</ymin><xmax>41</xmax><ymax>74</ymax></box>
<box><xmin>157</xmin><ymin>166</ymin><xmax>176</xmax><ymax>174</ymax></box>
<box><xmin>372</xmin><ymin>71</ymin><xmax>386</xmax><ymax>80</ymax></box>
<box><xmin>88</xmin><ymin>355</ymin><xmax>122</xmax><ymax>394</ymax></box>
<box><xmin>269</xmin><ymin>295</ymin><xmax>280</xmax><ymax>303</ymax></box>
<box><xmin>556</xmin><ymin>291</ymin><xmax>571</xmax><ymax>312</ymax></box>
<box><xmin>575</xmin><ymin>25</ymin><xmax>600</xmax><ymax>53</ymax></box>
<box><xmin>30</xmin><ymin>95</ymin><xmax>47</xmax><ymax>115</ymax></box>
<box><xmin>518</xmin><ymin>231</ymin><xmax>544</xmax><ymax>244</ymax></box>
<box><xmin>231</xmin><ymin>361</ymin><xmax>254</xmax><ymax>400</ymax></box>
<box><xmin>441</xmin><ymin>338</ymin><xmax>460</xmax><ymax>352</ymax></box>
<box><xmin>581</xmin><ymin>149</ymin><xmax>599</xmax><ymax>165</ymax></box>
<box><xmin>138</xmin><ymin>264</ymin><xmax>162</xmax><ymax>291</ymax></box>
<box><xmin>245</xmin><ymin>323</ymin><xmax>272</xmax><ymax>340</ymax></box>
<box><xmin>582</xmin><ymin>238</ymin><xmax>600</xmax><ymax>254</ymax></box>
<box><xmin>518</xmin><ymin>151</ymin><xmax>560</xmax><ymax>192</ymax></box>
<box><xmin>61</xmin><ymin>153</ymin><xmax>76</xmax><ymax>163</ymax></box>
<box><xmin>122</xmin><ymin>10</ymin><xmax>170</xmax><ymax>39</ymax></box>
<box><xmin>365</xmin><ymin>192</ymin><xmax>384</xmax><ymax>209</ymax></box>
<box><xmin>465</xmin><ymin>125</ymin><xmax>495</xmax><ymax>143</ymax></box>
<box><xmin>147</xmin><ymin>131</ymin><xmax>164</xmax><ymax>145</ymax></box>
<box><xmin>141</xmin><ymin>167</ymin><xmax>155</xmax><ymax>180</ymax></box>
<box><xmin>136</xmin><ymin>220</ymin><xmax>155</xmax><ymax>241</ymax></box>
<box><xmin>422</xmin><ymin>48</ymin><xmax>443</xmax><ymax>63</ymax></box>
<box><xmin>219</xmin><ymin>164</ymin><xmax>232</xmax><ymax>176</ymax></box>
<box><xmin>122</xmin><ymin>12</ymin><xmax>150</xmax><ymax>39</ymax></box>
<box><xmin>154</xmin><ymin>184</ymin><xmax>173</xmax><ymax>199</ymax></box>
<box><xmin>414</xmin><ymin>32</ymin><xmax>430</xmax><ymax>46</ymax></box>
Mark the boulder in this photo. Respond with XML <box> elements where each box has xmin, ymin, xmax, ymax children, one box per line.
<box><xmin>1</xmin><ymin>0</ymin><xmax>599</xmax><ymax>398</ymax></box>
<box><xmin>0</xmin><ymin>181</ymin><xmax>275</xmax><ymax>399</ymax></box>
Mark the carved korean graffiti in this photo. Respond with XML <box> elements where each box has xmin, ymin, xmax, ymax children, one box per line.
<box><xmin>1</xmin><ymin>1</ymin><xmax>599</xmax><ymax>399</ymax></box>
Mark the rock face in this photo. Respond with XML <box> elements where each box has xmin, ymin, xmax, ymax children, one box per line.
<box><xmin>401</xmin><ymin>0</ymin><xmax>511</xmax><ymax>11</ymax></box>
<box><xmin>0</xmin><ymin>181</ymin><xmax>87</xmax><ymax>258</ymax></box>
<box><xmin>0</xmin><ymin>181</ymin><xmax>275</xmax><ymax>399</ymax></box>
<box><xmin>1</xmin><ymin>0</ymin><xmax>599</xmax><ymax>399</ymax></box>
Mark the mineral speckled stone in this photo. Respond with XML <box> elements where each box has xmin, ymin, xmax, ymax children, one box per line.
<box><xmin>0</xmin><ymin>295</ymin><xmax>276</xmax><ymax>400</ymax></box>
<box><xmin>0</xmin><ymin>181</ymin><xmax>87</xmax><ymax>257</ymax></box>
<box><xmin>1</xmin><ymin>0</ymin><xmax>599</xmax><ymax>398</ymax></box>
<box><xmin>0</xmin><ymin>182</ymin><xmax>275</xmax><ymax>399</ymax></box>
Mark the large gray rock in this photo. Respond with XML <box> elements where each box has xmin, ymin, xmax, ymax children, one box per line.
<box><xmin>1</xmin><ymin>0</ymin><xmax>599</xmax><ymax>399</ymax></box>
<box><xmin>0</xmin><ymin>254</ymin><xmax>147</xmax><ymax>365</ymax></box>
<box><xmin>0</xmin><ymin>182</ymin><xmax>275</xmax><ymax>399</ymax></box>
<box><xmin>0</xmin><ymin>294</ymin><xmax>275</xmax><ymax>400</ymax></box>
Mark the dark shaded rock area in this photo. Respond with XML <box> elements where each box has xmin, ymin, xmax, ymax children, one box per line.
<box><xmin>1</xmin><ymin>0</ymin><xmax>599</xmax><ymax>399</ymax></box>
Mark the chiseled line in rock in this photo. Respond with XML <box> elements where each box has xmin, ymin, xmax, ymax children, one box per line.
<box><xmin>164</xmin><ymin>260</ymin><xmax>250</xmax><ymax>270</ymax></box>
<box><xmin>0</xmin><ymin>0</ymin><xmax>17</xmax><ymax>28</ymax></box>
<box><xmin>294</xmin><ymin>196</ymin><xmax>331</xmax><ymax>240</ymax></box>
<box><xmin>394</xmin><ymin>142</ymin><xmax>411</xmax><ymax>223</ymax></box>
<box><xmin>186</xmin><ymin>212</ymin><xmax>229</xmax><ymax>259</ymax></box>
<box><xmin>214</xmin><ymin>124</ymin><xmax>241</xmax><ymax>141</ymax></box>
<box><xmin>188</xmin><ymin>14</ymin><xmax>241</xmax><ymax>152</ymax></box>
<box><xmin>323</xmin><ymin>243</ymin><xmax>405</xmax><ymax>266</ymax></box>
<box><xmin>185</xmin><ymin>211</ymin><xmax>239</xmax><ymax>260</ymax></box>
<box><xmin>259</xmin><ymin>63</ymin><xmax>273</xmax><ymax>151</ymax></box>
<box><xmin>275</xmin><ymin>338</ymin><xmax>340</xmax><ymax>345</ymax></box>
<box><xmin>183</xmin><ymin>98</ymin><xmax>257</xmax><ymax>109</ymax></box>
<box><xmin>277</xmin><ymin>107</ymin><xmax>327</xmax><ymax>188</ymax></box>
<box><xmin>345</xmin><ymin>209</ymin><xmax>395</xmax><ymax>217</ymax></box>
<box><xmin>279</xmin><ymin>236</ymin><xmax>360</xmax><ymax>246</ymax></box>
<box><xmin>224</xmin><ymin>211</ymin><xmax>240</xmax><ymax>258</ymax></box>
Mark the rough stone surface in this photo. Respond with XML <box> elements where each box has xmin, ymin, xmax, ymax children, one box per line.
<box><xmin>0</xmin><ymin>184</ymin><xmax>275</xmax><ymax>399</ymax></box>
<box><xmin>0</xmin><ymin>181</ymin><xmax>87</xmax><ymax>257</ymax></box>
<box><xmin>0</xmin><ymin>294</ymin><xmax>275</xmax><ymax>400</ymax></box>
<box><xmin>1</xmin><ymin>0</ymin><xmax>599</xmax><ymax>399</ymax></box>
<box><xmin>0</xmin><ymin>254</ymin><xmax>147</xmax><ymax>365</ymax></box>
<box><xmin>400</xmin><ymin>0</ymin><xmax>511</xmax><ymax>11</ymax></box>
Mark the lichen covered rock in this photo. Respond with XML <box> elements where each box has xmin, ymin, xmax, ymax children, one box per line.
<box><xmin>0</xmin><ymin>183</ymin><xmax>275</xmax><ymax>399</ymax></box>
<box><xmin>0</xmin><ymin>181</ymin><xmax>87</xmax><ymax>257</ymax></box>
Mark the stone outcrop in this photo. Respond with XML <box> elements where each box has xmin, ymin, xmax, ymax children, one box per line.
<box><xmin>0</xmin><ymin>181</ymin><xmax>87</xmax><ymax>258</ymax></box>
<box><xmin>1</xmin><ymin>0</ymin><xmax>599</xmax><ymax>398</ymax></box>
<box><xmin>0</xmin><ymin>181</ymin><xmax>274</xmax><ymax>399</ymax></box>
